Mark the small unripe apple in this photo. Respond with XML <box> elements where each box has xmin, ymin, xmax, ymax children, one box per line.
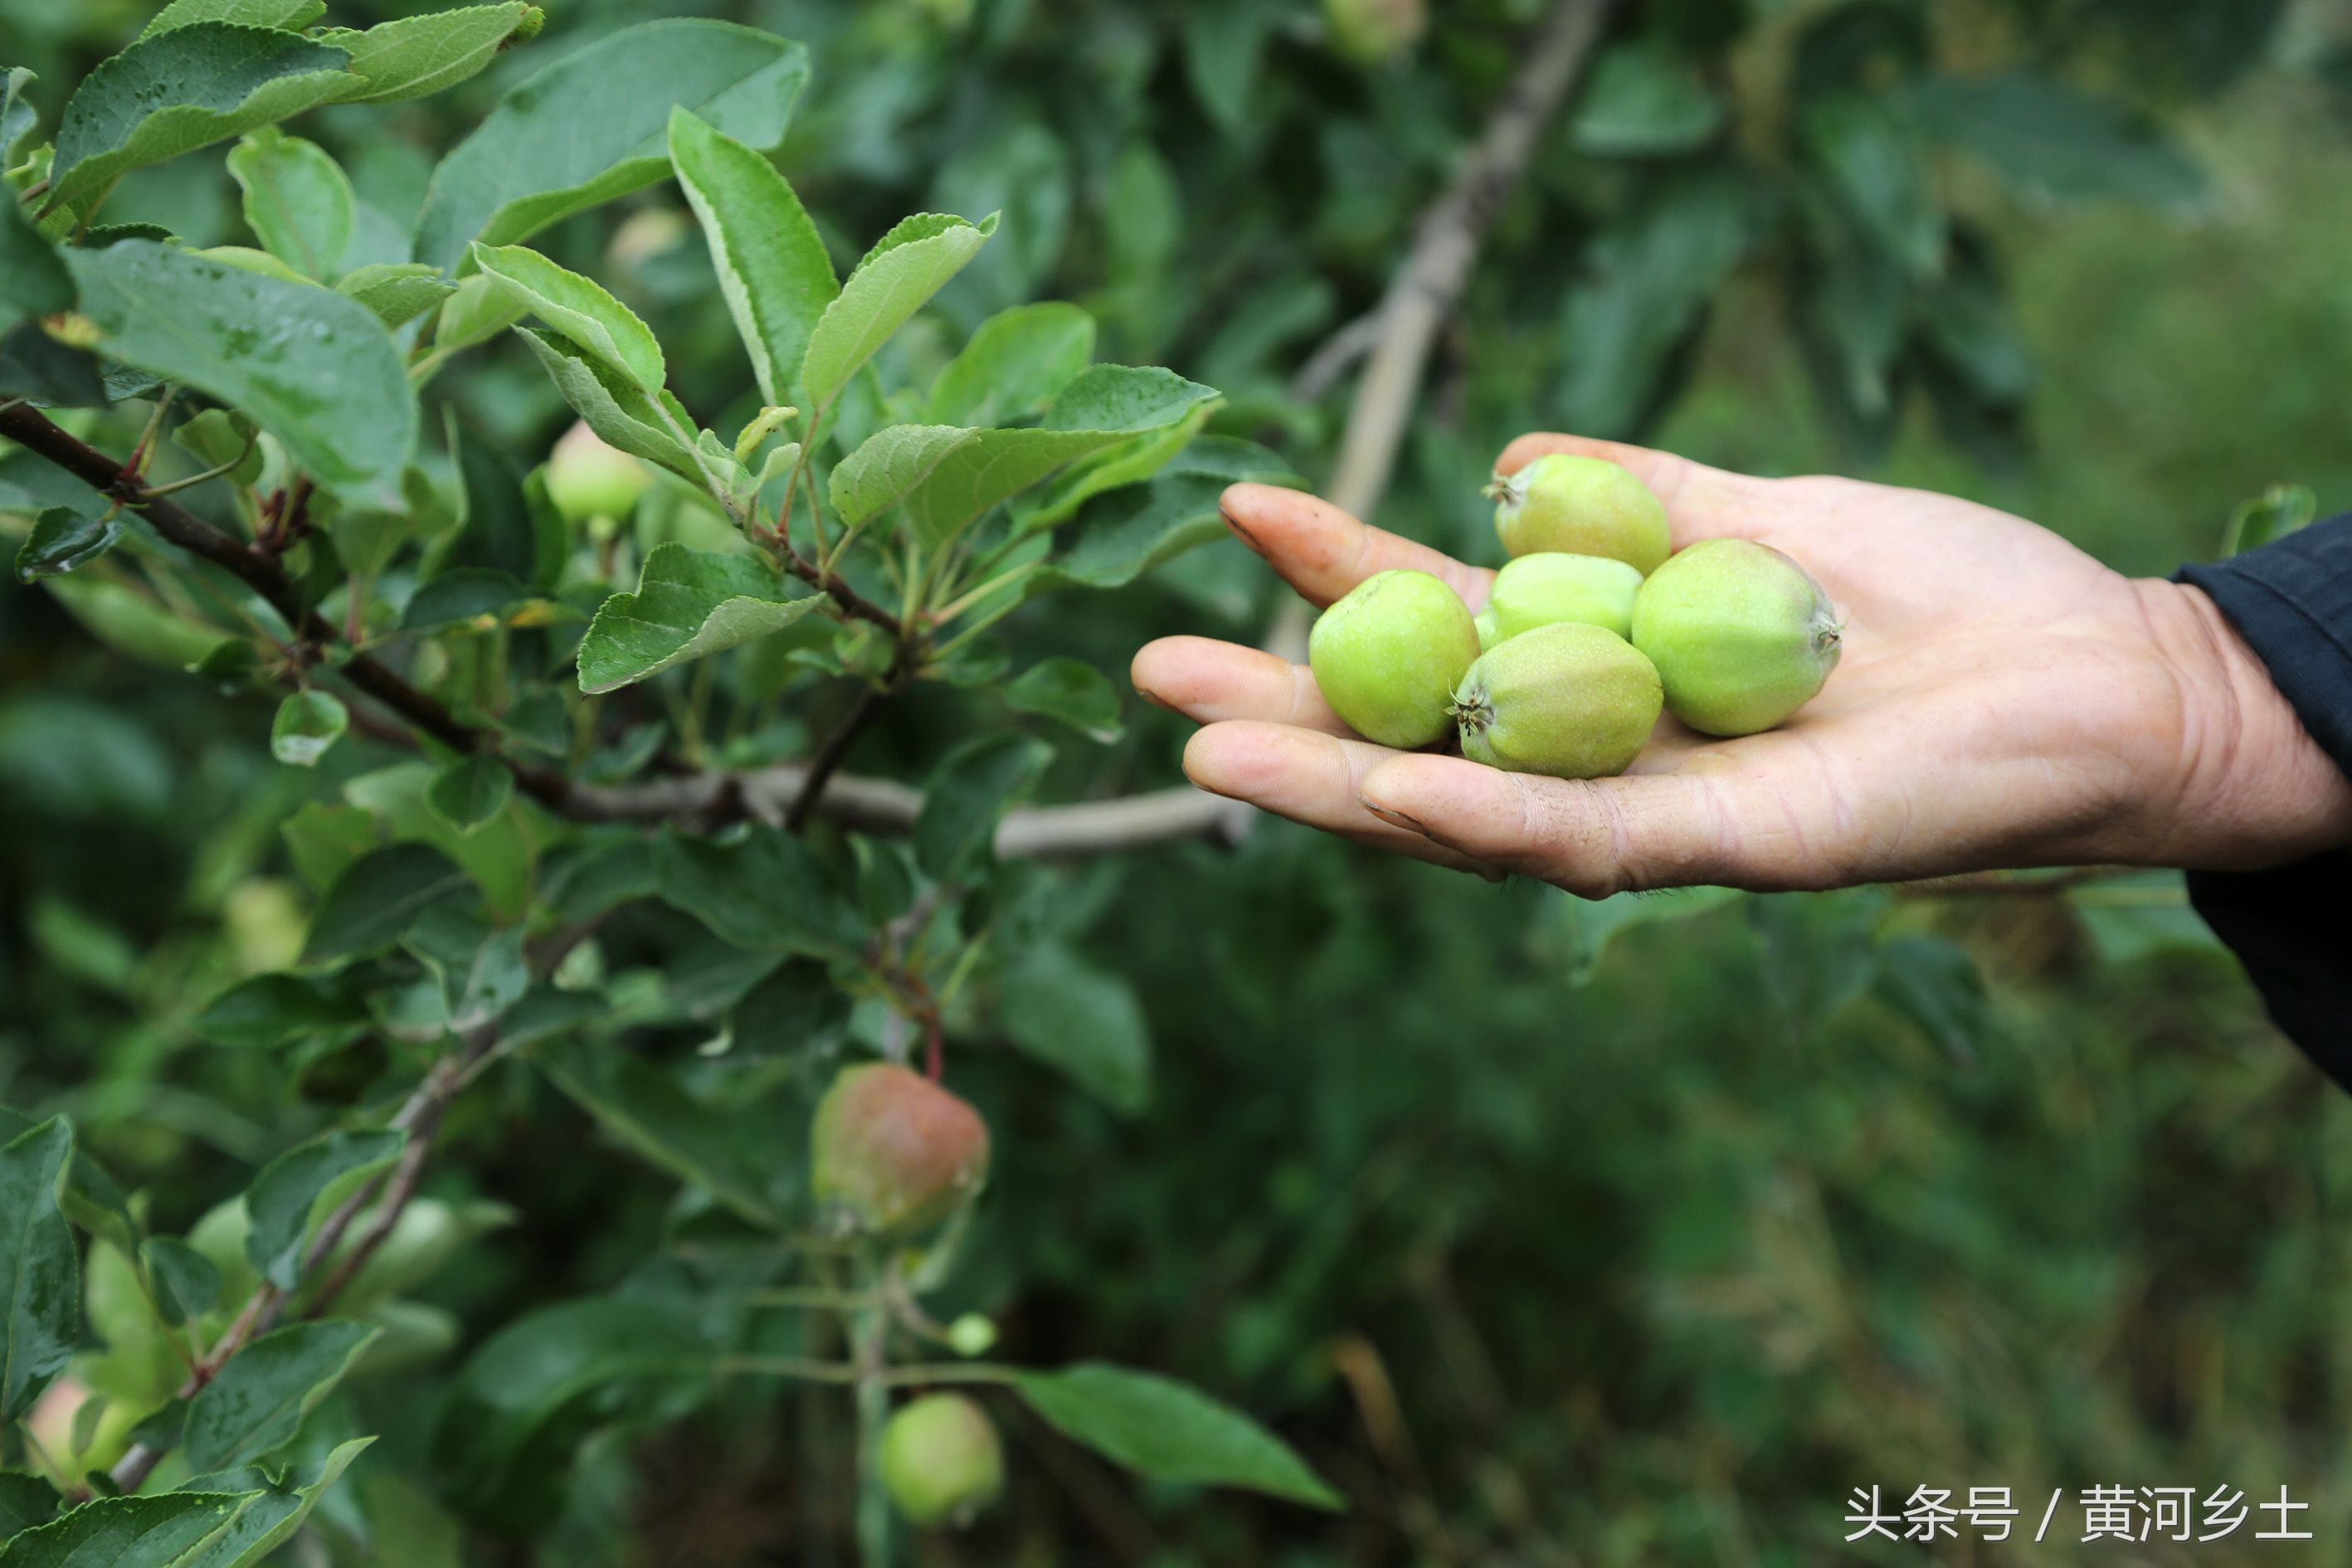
<box><xmin>1474</xmin><ymin>607</ymin><xmax>1502</xmax><ymax>652</ymax></box>
<box><xmin>1307</xmin><ymin>569</ymin><xmax>1483</xmax><ymax>749</ymax></box>
<box><xmin>880</xmin><ymin>1392</ymin><xmax>1005</xmax><ymax>1528</ymax></box>
<box><xmin>946</xmin><ymin>1312</ymin><xmax>997</xmax><ymax>1357</ymax></box>
<box><xmin>1486</xmin><ymin>552</ymin><xmax>1644</xmax><ymax>642</ymax></box>
<box><xmin>543</xmin><ymin>420</ymin><xmax>651</xmax><ymax>525</ymax></box>
<box><xmin>1488</xmin><ymin>455</ymin><xmax>1671</xmax><ymax>574</ymax></box>
<box><xmin>1450</xmin><ymin>622</ymin><xmax>1662</xmax><ymax>779</ymax></box>
<box><xmin>1630</xmin><ymin>539</ymin><xmax>1841</xmax><ymax>736</ymax></box>
<box><xmin>811</xmin><ymin>1064</ymin><xmax>990</xmax><ymax>1238</ymax></box>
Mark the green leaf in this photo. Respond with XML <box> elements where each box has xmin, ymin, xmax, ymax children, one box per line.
<box><xmin>0</xmin><ymin>1118</ymin><xmax>76</xmax><ymax>1421</ymax></box>
<box><xmin>0</xmin><ymin>1109</ymin><xmax>137</xmax><ymax>1260</ymax></box>
<box><xmin>426</xmin><ymin>752</ymin><xmax>514</xmax><ymax>833</ymax></box>
<box><xmin>903</xmin><ymin>365</ymin><xmax>1218</xmax><ymax>548</ymax></box>
<box><xmin>0</xmin><ymin>1492</ymin><xmax>257</xmax><ymax>1568</ymax></box>
<box><xmin>183</xmin><ymin>1321</ymin><xmax>378</xmax><ymax>1473</ymax></box>
<box><xmin>1897</xmin><ymin>71</ymin><xmax>2203</xmax><ymax>209</ymax></box>
<box><xmin>191</xmin><ymin>972</ymin><xmax>365</xmax><ymax>1049</ymax></box>
<box><xmin>1551</xmin><ymin>884</ymin><xmax>1742</xmax><ymax>985</ymax></box>
<box><xmin>175</xmin><ymin>1435</ymin><xmax>373</xmax><ymax>1568</ymax></box>
<box><xmin>46</xmin><ymin>24</ymin><xmax>358</xmax><ymax>217</ymax></box>
<box><xmin>269</xmin><ymin>690</ymin><xmax>347</xmax><ymax>767</ymax></box>
<box><xmin>0</xmin><ymin>1473</ymin><xmax>61</xmax><ymax>1535</ymax></box>
<box><xmin>471</xmin><ymin>242</ymin><xmax>665</xmax><ymax>392</ymax></box>
<box><xmin>414</xmin><ymin>19</ymin><xmax>807</xmax><ymax>270</ymax></box>
<box><xmin>317</xmin><ymin>4</ymin><xmax>539</xmax><ymax>105</ymax></box>
<box><xmin>65</xmin><ymin>241</ymin><xmax>413</xmax><ymax>509</ymax></box>
<box><xmin>280</xmin><ymin>803</ymin><xmax>380</xmax><ymax>893</ymax></box>
<box><xmin>0</xmin><ymin>324</ymin><xmax>108</xmax><ymax>410</ymax></box>
<box><xmin>14</xmin><ymin>509</ymin><xmax>123</xmax><ymax>581</ymax></box>
<box><xmin>0</xmin><ymin>1476</ymin><xmax>65</xmax><ymax>1541</ymax></box>
<box><xmin>924</xmin><ymin>302</ymin><xmax>1095</xmax><ymax>427</ymax></box>
<box><xmin>242</xmin><ymin>1127</ymin><xmax>406</xmax><ymax>1289</ymax></box>
<box><xmin>1802</xmin><ymin>94</ymin><xmax>1944</xmax><ymax>279</ymax></box>
<box><xmin>301</xmin><ymin>843</ymin><xmax>475</xmax><ymax>964</ymax></box>
<box><xmin>43</xmin><ymin>575</ymin><xmax>228</xmax><ymax>670</ymax></box>
<box><xmin>1874</xmin><ymin>936</ymin><xmax>1990</xmax><ymax>1065</ymax></box>
<box><xmin>226</xmin><ymin>128</ymin><xmax>351</xmax><ymax>280</ymax></box>
<box><xmin>996</xmin><ymin>942</ymin><xmax>1150</xmax><ymax>1113</ymax></box>
<box><xmin>141</xmin><ymin>0</ymin><xmax>324</xmax><ymax>38</ymax></box>
<box><xmin>531</xmin><ymin>1037</ymin><xmax>789</xmax><ymax>1228</ymax></box>
<box><xmin>401</xmin><ymin>907</ymin><xmax>528</xmax><ymax>1033</ymax></box>
<box><xmin>575</xmin><ymin>543</ymin><xmax>819</xmax><ymax>695</ymax></box>
<box><xmin>1028</xmin><ymin>441</ymin><xmax>1298</xmax><ymax>596</ymax></box>
<box><xmin>1183</xmin><ymin>2</ymin><xmax>1271</xmax><ymax>136</ymax></box>
<box><xmin>915</xmin><ymin>733</ymin><xmax>1054</xmax><ymax>881</ymax></box>
<box><xmin>516</xmin><ymin>329</ymin><xmax>699</xmax><ymax>483</ymax></box>
<box><xmin>397</xmin><ymin>567</ymin><xmax>525</xmax><ymax>635</ymax></box>
<box><xmin>1010</xmin><ymin>1363</ymin><xmax>1340</xmax><ymax>1509</ymax></box>
<box><xmin>653</xmin><ymin>825</ymin><xmax>860</xmax><ymax>956</ymax></box>
<box><xmin>431</xmin><ymin>271</ymin><xmax>528</xmax><ymax>352</ymax></box>
<box><xmin>0</xmin><ymin>198</ymin><xmax>71</xmax><ymax>340</ymax></box>
<box><xmin>172</xmin><ymin>408</ymin><xmax>264</xmax><ymax>486</ymax></box>
<box><xmin>436</xmin><ymin>1298</ymin><xmax>708</xmax><ymax>1506</ymax></box>
<box><xmin>1572</xmin><ymin>41</ymin><xmax>1725</xmax><ymax>157</ymax></box>
<box><xmin>1011</xmin><ymin>399</ymin><xmax>1218</xmax><ymax>536</ymax></box>
<box><xmin>667</xmin><ymin>107</ymin><xmax>836</xmax><ymax>406</ymax></box>
<box><xmin>1004</xmin><ymin>656</ymin><xmax>1121</xmax><ymax>743</ymax></box>
<box><xmin>2223</xmin><ymin>483</ymin><xmax>2319</xmax><ymax>558</ymax></box>
<box><xmin>141</xmin><ymin>1237</ymin><xmax>223</xmax><ymax>1326</ymax></box>
<box><xmin>335</xmin><ymin>263</ymin><xmax>454</xmax><ymax>330</ymax></box>
<box><xmin>799</xmin><ymin>212</ymin><xmax>997</xmax><ymax>415</ymax></box>
<box><xmin>341</xmin><ymin>766</ymin><xmax>532</xmax><ymax>924</ymax></box>
<box><xmin>827</xmin><ymin>424</ymin><xmax>978</xmax><ymax>530</ymax></box>
<box><xmin>1556</xmin><ymin>174</ymin><xmax>1756</xmax><ymax>437</ymax></box>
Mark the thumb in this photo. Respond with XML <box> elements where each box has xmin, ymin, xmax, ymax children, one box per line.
<box><xmin>1356</xmin><ymin>752</ymin><xmax>1812</xmax><ymax>898</ymax></box>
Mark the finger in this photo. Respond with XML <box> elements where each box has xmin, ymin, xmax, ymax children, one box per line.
<box><xmin>1356</xmin><ymin>752</ymin><xmax>1821</xmax><ymax>898</ymax></box>
<box><xmin>1491</xmin><ymin>433</ymin><xmax>1774</xmax><ymax>550</ymax></box>
<box><xmin>1131</xmin><ymin>636</ymin><xmax>1352</xmax><ymax>737</ymax></box>
<box><xmin>1184</xmin><ymin>722</ymin><xmax>1507</xmax><ymax>879</ymax></box>
<box><xmin>1221</xmin><ymin>482</ymin><xmax>1493</xmax><ymax>609</ymax></box>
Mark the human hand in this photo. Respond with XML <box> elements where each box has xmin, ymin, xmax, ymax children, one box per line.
<box><xmin>1131</xmin><ymin>435</ymin><xmax>2352</xmax><ymax>895</ymax></box>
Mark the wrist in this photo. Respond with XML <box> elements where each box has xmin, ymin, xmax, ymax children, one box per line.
<box><xmin>2133</xmin><ymin>579</ymin><xmax>2352</xmax><ymax>868</ymax></box>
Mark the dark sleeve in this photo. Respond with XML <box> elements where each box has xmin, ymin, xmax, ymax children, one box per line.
<box><xmin>2174</xmin><ymin>514</ymin><xmax>2352</xmax><ymax>1091</ymax></box>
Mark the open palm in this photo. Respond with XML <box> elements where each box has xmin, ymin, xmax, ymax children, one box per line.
<box><xmin>1132</xmin><ymin>435</ymin><xmax>2349</xmax><ymax>894</ymax></box>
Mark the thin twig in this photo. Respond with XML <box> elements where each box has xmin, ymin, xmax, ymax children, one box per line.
<box><xmin>0</xmin><ymin>401</ymin><xmax>572</xmax><ymax>804</ymax></box>
<box><xmin>776</xmin><ymin>543</ymin><xmax>903</xmax><ymax>635</ymax></box>
<box><xmin>786</xmin><ymin>681</ymin><xmax>885</xmax><ymax>831</ymax></box>
<box><xmin>1288</xmin><ymin>309</ymin><xmax>1388</xmax><ymax>403</ymax></box>
<box><xmin>106</xmin><ymin>1019</ymin><xmax>504</xmax><ymax>1494</ymax></box>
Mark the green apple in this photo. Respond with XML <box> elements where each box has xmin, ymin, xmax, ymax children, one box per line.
<box><xmin>1451</xmin><ymin>621</ymin><xmax>1662</xmax><ymax>779</ymax></box>
<box><xmin>1474</xmin><ymin>607</ymin><xmax>1503</xmax><ymax>652</ymax></box>
<box><xmin>1307</xmin><ymin>569</ymin><xmax>1483</xmax><ymax>749</ymax></box>
<box><xmin>542</xmin><ymin>419</ymin><xmax>651</xmax><ymax>525</ymax></box>
<box><xmin>1486</xmin><ymin>552</ymin><xmax>1644</xmax><ymax>642</ymax></box>
<box><xmin>811</xmin><ymin>1063</ymin><xmax>990</xmax><ymax>1238</ymax></box>
<box><xmin>880</xmin><ymin>1393</ymin><xmax>1005</xmax><ymax>1527</ymax></box>
<box><xmin>1488</xmin><ymin>454</ymin><xmax>1671</xmax><ymax>573</ymax></box>
<box><xmin>1630</xmin><ymin>538</ymin><xmax>1841</xmax><ymax>736</ymax></box>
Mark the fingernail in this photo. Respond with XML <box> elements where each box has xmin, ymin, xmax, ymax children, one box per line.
<box><xmin>1133</xmin><ymin>684</ymin><xmax>1176</xmax><ymax>713</ymax></box>
<box><xmin>1360</xmin><ymin>797</ymin><xmax>1429</xmax><ymax>835</ymax></box>
<box><xmin>1220</xmin><ymin>505</ymin><xmax>1267</xmax><ymax>556</ymax></box>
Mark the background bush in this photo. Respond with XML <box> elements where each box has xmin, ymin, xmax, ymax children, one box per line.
<box><xmin>5</xmin><ymin>0</ymin><xmax>2352</xmax><ymax>1563</ymax></box>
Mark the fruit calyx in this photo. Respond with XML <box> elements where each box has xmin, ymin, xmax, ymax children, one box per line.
<box><xmin>1447</xmin><ymin>680</ymin><xmax>1495</xmax><ymax>738</ymax></box>
<box><xmin>1479</xmin><ymin>470</ymin><xmax>1524</xmax><ymax>506</ymax></box>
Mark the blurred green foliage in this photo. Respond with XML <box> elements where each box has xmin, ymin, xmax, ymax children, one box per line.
<box><xmin>5</xmin><ymin>0</ymin><xmax>2352</xmax><ymax>1562</ymax></box>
